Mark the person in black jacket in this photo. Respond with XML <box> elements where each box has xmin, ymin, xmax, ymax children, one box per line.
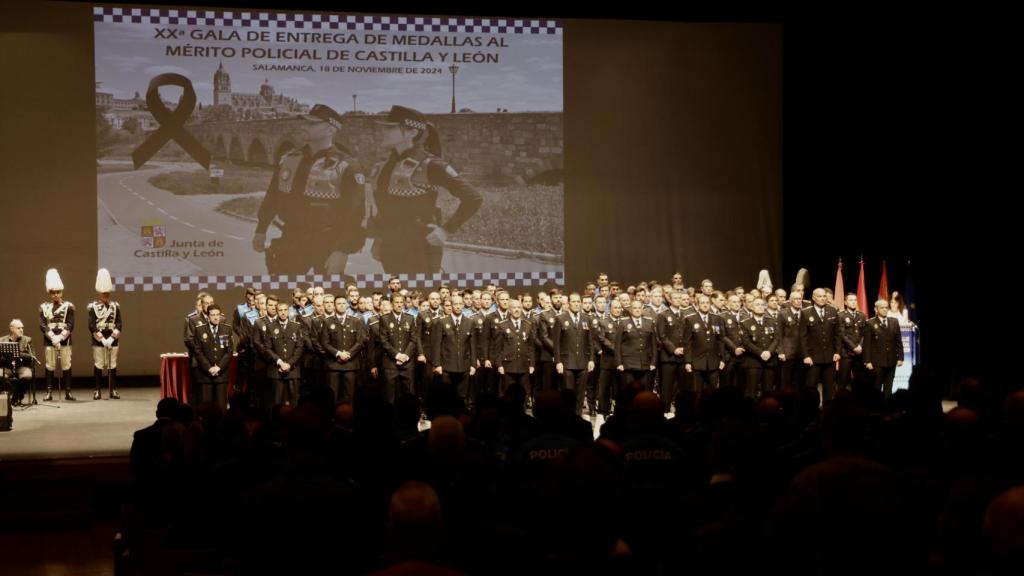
<box><xmin>192</xmin><ymin>304</ymin><xmax>233</xmax><ymax>408</ymax></box>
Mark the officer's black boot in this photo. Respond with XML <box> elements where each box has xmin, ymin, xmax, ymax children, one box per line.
<box><xmin>94</xmin><ymin>367</ymin><xmax>103</xmax><ymax>400</ymax></box>
<box><xmin>44</xmin><ymin>370</ymin><xmax>54</xmax><ymax>401</ymax></box>
<box><xmin>109</xmin><ymin>369</ymin><xmax>120</xmax><ymax>399</ymax></box>
<box><xmin>64</xmin><ymin>370</ymin><xmax>76</xmax><ymax>401</ymax></box>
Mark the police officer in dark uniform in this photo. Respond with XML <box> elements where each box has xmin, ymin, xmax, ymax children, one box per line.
<box><xmin>366</xmin><ymin>302</ymin><xmax>384</xmax><ymax>388</ymax></box>
<box><xmin>416</xmin><ymin>292</ymin><xmax>444</xmax><ymax>402</ymax></box>
<box><xmin>495</xmin><ymin>300</ymin><xmax>536</xmax><ymax>395</ymax></box>
<box><xmin>739</xmin><ymin>298</ymin><xmax>779</xmax><ymax>398</ymax></box>
<box><xmin>656</xmin><ymin>290</ymin><xmax>689</xmax><ymax>412</ymax></box>
<box><xmin>192</xmin><ymin>304</ymin><xmax>233</xmax><ymax>408</ymax></box>
<box><xmin>720</xmin><ymin>295</ymin><xmax>748</xmax><ymax>390</ymax></box>
<box><xmin>615</xmin><ymin>300</ymin><xmax>657</xmax><ymax>392</ymax></box>
<box><xmin>379</xmin><ymin>293</ymin><xmax>419</xmax><ymax>403</ymax></box>
<box><xmin>263</xmin><ymin>301</ymin><xmax>304</xmax><ymax>406</ymax></box>
<box><xmin>369</xmin><ymin>105</ymin><xmax>482</xmax><ymax>273</ymax></box>
<box><xmin>684</xmin><ymin>295</ymin><xmax>726</xmax><ymax>393</ymax></box>
<box><xmin>184</xmin><ymin>291</ymin><xmax>213</xmax><ymax>405</ymax></box>
<box><xmin>250</xmin><ymin>294</ymin><xmax>278</xmax><ymax>413</ymax></box>
<box><xmin>482</xmin><ymin>291</ymin><xmax>511</xmax><ymax>395</ymax></box>
<box><xmin>800</xmin><ymin>288</ymin><xmax>842</xmax><ymax>402</ymax></box>
<box><xmin>232</xmin><ymin>287</ymin><xmax>260</xmax><ymax>396</ymax></box>
<box><xmin>252</xmin><ymin>104</ymin><xmax>365</xmax><ymax>277</ymax></box>
<box><xmin>552</xmin><ymin>293</ymin><xmax>595</xmax><ymax>415</ymax></box>
<box><xmin>864</xmin><ymin>299</ymin><xmax>904</xmax><ymax>397</ymax></box>
<box><xmin>88</xmin><ymin>268</ymin><xmax>123</xmax><ymax>400</ymax></box>
<box><xmin>536</xmin><ymin>293</ymin><xmax>558</xmax><ymax>393</ymax></box>
<box><xmin>777</xmin><ymin>292</ymin><xmax>804</xmax><ymax>390</ymax></box>
<box><xmin>594</xmin><ymin>299</ymin><xmax>624</xmax><ymax>420</ymax></box>
<box><xmin>321</xmin><ymin>294</ymin><xmax>367</xmax><ymax>404</ymax></box>
<box><xmin>430</xmin><ymin>294</ymin><xmax>477</xmax><ymax>402</ymax></box>
<box><xmin>837</xmin><ymin>292</ymin><xmax>868</xmax><ymax>393</ymax></box>
<box><xmin>298</xmin><ymin>294</ymin><xmax>327</xmax><ymax>400</ymax></box>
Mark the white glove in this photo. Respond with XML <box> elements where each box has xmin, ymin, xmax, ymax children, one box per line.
<box><xmin>424</xmin><ymin>224</ymin><xmax>448</xmax><ymax>247</ymax></box>
<box><xmin>104</xmin><ymin>338</ymin><xmax>114</xmax><ymax>348</ymax></box>
<box><xmin>251</xmin><ymin>232</ymin><xmax>267</xmax><ymax>253</ymax></box>
<box><xmin>50</xmin><ymin>336</ymin><xmax>61</xmax><ymax>346</ymax></box>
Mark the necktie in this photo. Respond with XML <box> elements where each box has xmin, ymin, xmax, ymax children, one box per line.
<box><xmin>635</xmin><ymin>318</ymin><xmax>641</xmax><ymax>329</ymax></box>
<box><xmin>514</xmin><ymin>321</ymin><xmax>520</xmax><ymax>331</ymax></box>
<box><xmin>455</xmin><ymin>317</ymin><xmax>460</xmax><ymax>328</ymax></box>
<box><xmin>818</xmin><ymin>309</ymin><xmax>823</xmax><ymax>320</ymax></box>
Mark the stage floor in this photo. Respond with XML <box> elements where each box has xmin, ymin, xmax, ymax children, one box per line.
<box><xmin>1</xmin><ymin>387</ymin><xmax>161</xmax><ymax>461</ymax></box>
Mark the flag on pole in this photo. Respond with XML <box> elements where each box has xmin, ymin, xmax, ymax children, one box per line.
<box><xmin>856</xmin><ymin>259</ymin><xmax>869</xmax><ymax>315</ymax></box>
<box><xmin>833</xmin><ymin>259</ymin><xmax>845</xmax><ymax>310</ymax></box>
<box><xmin>878</xmin><ymin>260</ymin><xmax>890</xmax><ymax>303</ymax></box>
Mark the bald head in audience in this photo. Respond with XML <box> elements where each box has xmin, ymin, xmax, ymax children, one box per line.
<box><xmin>388</xmin><ymin>481</ymin><xmax>445</xmax><ymax>563</ymax></box>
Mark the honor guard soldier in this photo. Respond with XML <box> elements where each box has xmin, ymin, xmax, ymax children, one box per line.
<box><xmin>864</xmin><ymin>299</ymin><xmax>904</xmax><ymax>397</ymax></box>
<box><xmin>88</xmin><ymin>268</ymin><xmax>122</xmax><ymax>400</ymax></box>
<box><xmin>40</xmin><ymin>268</ymin><xmax>75</xmax><ymax>401</ymax></box>
<box><xmin>495</xmin><ymin>300</ymin><xmax>536</xmax><ymax>395</ymax></box>
<box><xmin>837</xmin><ymin>293</ymin><xmax>868</xmax><ymax>393</ymax></box>
<box><xmin>320</xmin><ymin>295</ymin><xmax>367</xmax><ymax>404</ymax></box>
<box><xmin>252</xmin><ymin>104</ymin><xmax>366</xmax><ymax>277</ymax></box>
<box><xmin>263</xmin><ymin>301</ymin><xmax>305</xmax><ymax>406</ymax></box>
<box><xmin>430</xmin><ymin>294</ymin><xmax>478</xmax><ymax>402</ymax></box>
<box><xmin>739</xmin><ymin>298</ymin><xmax>779</xmax><ymax>398</ymax></box>
<box><xmin>684</xmin><ymin>295</ymin><xmax>726</xmax><ymax>393</ymax></box>
<box><xmin>552</xmin><ymin>293</ymin><xmax>595</xmax><ymax>415</ymax></box>
<box><xmin>800</xmin><ymin>288</ymin><xmax>842</xmax><ymax>402</ymax></box>
<box><xmin>193</xmin><ymin>304</ymin><xmax>233</xmax><ymax>408</ymax></box>
<box><xmin>379</xmin><ymin>294</ymin><xmax>419</xmax><ymax>403</ymax></box>
<box><xmin>369</xmin><ymin>105</ymin><xmax>482</xmax><ymax>273</ymax></box>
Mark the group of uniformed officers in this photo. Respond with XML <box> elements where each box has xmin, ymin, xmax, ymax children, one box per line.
<box><xmin>182</xmin><ymin>272</ymin><xmax>905</xmax><ymax>420</ymax></box>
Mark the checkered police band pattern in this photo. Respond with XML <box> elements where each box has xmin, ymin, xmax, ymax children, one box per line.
<box><xmin>93</xmin><ymin>7</ymin><xmax>562</xmax><ymax>34</ymax></box>
<box><xmin>113</xmin><ymin>272</ymin><xmax>564</xmax><ymax>292</ymax></box>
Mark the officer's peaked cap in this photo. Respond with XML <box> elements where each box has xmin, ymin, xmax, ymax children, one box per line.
<box><xmin>305</xmin><ymin>103</ymin><xmax>344</xmax><ymax>131</ymax></box>
<box><xmin>377</xmin><ymin>105</ymin><xmax>429</xmax><ymax>131</ymax></box>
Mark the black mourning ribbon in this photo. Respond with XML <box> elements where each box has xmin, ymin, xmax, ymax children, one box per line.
<box><xmin>132</xmin><ymin>74</ymin><xmax>210</xmax><ymax>169</ymax></box>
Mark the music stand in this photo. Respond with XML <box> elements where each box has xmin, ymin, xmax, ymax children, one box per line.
<box><xmin>1</xmin><ymin>342</ymin><xmax>25</xmax><ymax>408</ymax></box>
<box><xmin>0</xmin><ymin>341</ymin><xmax>17</xmax><ymax>394</ymax></box>
<box><xmin>4</xmin><ymin>341</ymin><xmax>57</xmax><ymax>409</ymax></box>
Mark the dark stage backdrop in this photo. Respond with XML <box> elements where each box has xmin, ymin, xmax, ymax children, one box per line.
<box><xmin>1</xmin><ymin>2</ymin><xmax>781</xmax><ymax>375</ymax></box>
